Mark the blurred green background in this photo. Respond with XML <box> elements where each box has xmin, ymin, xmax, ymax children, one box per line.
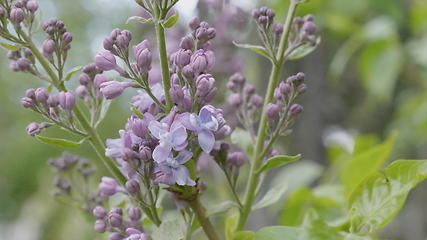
<box><xmin>0</xmin><ymin>0</ymin><xmax>427</xmax><ymax>239</ymax></box>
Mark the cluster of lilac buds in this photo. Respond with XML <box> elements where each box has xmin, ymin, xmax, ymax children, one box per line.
<box><xmin>286</xmin><ymin>14</ymin><xmax>319</xmax><ymax>56</ymax></box>
<box><xmin>6</xmin><ymin>0</ymin><xmax>39</xmax><ymax>25</ymax></box>
<box><xmin>7</xmin><ymin>48</ymin><xmax>35</xmax><ymax>72</ymax></box>
<box><xmin>268</xmin><ymin>72</ymin><xmax>306</xmax><ymax>135</ymax></box>
<box><xmin>227</xmin><ymin>72</ymin><xmax>264</xmax><ymax>131</ymax></box>
<box><xmin>189</xmin><ymin>17</ymin><xmax>216</xmax><ymax>46</ymax></box>
<box><xmin>250</xmin><ymin>7</ymin><xmax>285</xmax><ymax>53</ymax></box>
<box><xmin>93</xmin><ymin>205</ymin><xmax>148</xmax><ymax>240</ymax></box>
<box><xmin>41</xmin><ymin>18</ymin><xmax>73</xmax><ymax>59</ymax></box>
<box><xmin>48</xmin><ymin>152</ymin><xmax>102</xmax><ymax>212</ymax></box>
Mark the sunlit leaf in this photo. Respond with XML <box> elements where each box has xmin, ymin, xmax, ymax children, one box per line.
<box><xmin>64</xmin><ymin>65</ymin><xmax>82</xmax><ymax>81</ymax></box>
<box><xmin>163</xmin><ymin>12</ymin><xmax>179</xmax><ymax>28</ymax></box>
<box><xmin>258</xmin><ymin>154</ymin><xmax>301</xmax><ymax>173</ymax></box>
<box><xmin>35</xmin><ymin>135</ymin><xmax>85</xmax><ymax>149</ymax></box>
<box><xmin>96</xmin><ymin>100</ymin><xmax>112</xmax><ymax>127</ymax></box>
<box><xmin>286</xmin><ymin>37</ymin><xmax>321</xmax><ymax>60</ymax></box>
<box><xmin>126</xmin><ymin>16</ymin><xmax>153</xmax><ymax>25</ymax></box>
<box><xmin>349</xmin><ymin>160</ymin><xmax>427</xmax><ymax>234</ymax></box>
<box><xmin>0</xmin><ymin>42</ymin><xmax>25</xmax><ymax>51</ymax></box>
<box><xmin>252</xmin><ymin>182</ymin><xmax>287</xmax><ymax>210</ymax></box>
<box><xmin>233</xmin><ymin>41</ymin><xmax>273</xmax><ymax>60</ymax></box>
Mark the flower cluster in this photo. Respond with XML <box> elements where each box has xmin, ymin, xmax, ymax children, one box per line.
<box><xmin>21</xmin><ymin>87</ymin><xmax>79</xmax><ymax>136</ymax></box>
<box><xmin>41</xmin><ymin>18</ymin><xmax>73</xmax><ymax>60</ymax></box>
<box><xmin>251</xmin><ymin>7</ymin><xmax>284</xmax><ymax>50</ymax></box>
<box><xmin>7</xmin><ymin>48</ymin><xmax>34</xmax><ymax>72</ymax></box>
<box><xmin>7</xmin><ymin>0</ymin><xmax>39</xmax><ymax>25</ymax></box>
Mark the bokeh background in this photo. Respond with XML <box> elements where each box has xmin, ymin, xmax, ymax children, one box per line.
<box><xmin>1</xmin><ymin>0</ymin><xmax>427</xmax><ymax>239</ymax></box>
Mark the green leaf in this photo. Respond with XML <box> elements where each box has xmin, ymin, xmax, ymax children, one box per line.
<box><xmin>126</xmin><ymin>16</ymin><xmax>153</xmax><ymax>25</ymax></box>
<box><xmin>207</xmin><ymin>201</ymin><xmax>237</xmax><ymax>217</ymax></box>
<box><xmin>163</xmin><ymin>12</ymin><xmax>179</xmax><ymax>28</ymax></box>
<box><xmin>96</xmin><ymin>100</ymin><xmax>112</xmax><ymax>127</ymax></box>
<box><xmin>258</xmin><ymin>154</ymin><xmax>301</xmax><ymax>173</ymax></box>
<box><xmin>340</xmin><ymin>134</ymin><xmax>396</xmax><ymax>196</ymax></box>
<box><xmin>358</xmin><ymin>40</ymin><xmax>403</xmax><ymax>101</ymax></box>
<box><xmin>0</xmin><ymin>42</ymin><xmax>25</xmax><ymax>50</ymax></box>
<box><xmin>230</xmin><ymin>127</ymin><xmax>253</xmax><ymax>156</ymax></box>
<box><xmin>286</xmin><ymin>37</ymin><xmax>321</xmax><ymax>60</ymax></box>
<box><xmin>35</xmin><ymin>136</ymin><xmax>84</xmax><ymax>149</ymax></box>
<box><xmin>225</xmin><ymin>215</ymin><xmax>238</xmax><ymax>240</ymax></box>
<box><xmin>348</xmin><ymin>160</ymin><xmax>427</xmax><ymax>234</ymax></box>
<box><xmin>252</xmin><ymin>181</ymin><xmax>288</xmax><ymax>210</ymax></box>
<box><xmin>233</xmin><ymin>231</ymin><xmax>255</xmax><ymax>240</ymax></box>
<box><xmin>64</xmin><ymin>66</ymin><xmax>82</xmax><ymax>81</ymax></box>
<box><xmin>152</xmin><ymin>219</ymin><xmax>186</xmax><ymax>240</ymax></box>
<box><xmin>233</xmin><ymin>41</ymin><xmax>272</xmax><ymax>60</ymax></box>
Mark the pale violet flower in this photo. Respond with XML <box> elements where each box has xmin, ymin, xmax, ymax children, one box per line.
<box><xmin>131</xmin><ymin>83</ymin><xmax>164</xmax><ymax>114</ymax></box>
<box><xmin>154</xmin><ymin>150</ymin><xmax>195</xmax><ymax>186</ymax></box>
<box><xmin>180</xmin><ymin>106</ymin><xmax>219</xmax><ymax>153</ymax></box>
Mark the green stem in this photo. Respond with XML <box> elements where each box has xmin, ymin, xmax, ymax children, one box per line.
<box><xmin>154</xmin><ymin>22</ymin><xmax>173</xmax><ymax>111</ymax></box>
<box><xmin>188</xmin><ymin>197</ymin><xmax>219</xmax><ymax>240</ymax></box>
<box><xmin>236</xmin><ymin>1</ymin><xmax>299</xmax><ymax>230</ymax></box>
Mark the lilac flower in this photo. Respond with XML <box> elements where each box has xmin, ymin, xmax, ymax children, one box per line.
<box><xmin>131</xmin><ymin>83</ymin><xmax>164</xmax><ymax>114</ymax></box>
<box><xmin>154</xmin><ymin>150</ymin><xmax>195</xmax><ymax>186</ymax></box>
<box><xmin>148</xmin><ymin>115</ymin><xmax>187</xmax><ymax>163</ymax></box>
<box><xmin>95</xmin><ymin>50</ymin><xmax>125</xmax><ymax>75</ymax></box>
<box><xmin>190</xmin><ymin>49</ymin><xmax>215</xmax><ymax>74</ymax></box>
<box><xmin>99</xmin><ymin>81</ymin><xmax>135</xmax><ymax>99</ymax></box>
<box><xmin>180</xmin><ymin>106</ymin><xmax>219</xmax><ymax>153</ymax></box>
<box><xmin>58</xmin><ymin>91</ymin><xmax>76</xmax><ymax>110</ymax></box>
<box><xmin>98</xmin><ymin>177</ymin><xmax>120</xmax><ymax>197</ymax></box>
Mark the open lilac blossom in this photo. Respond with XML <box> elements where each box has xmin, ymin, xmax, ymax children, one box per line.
<box><xmin>154</xmin><ymin>150</ymin><xmax>195</xmax><ymax>186</ymax></box>
<box><xmin>180</xmin><ymin>106</ymin><xmax>219</xmax><ymax>153</ymax></box>
<box><xmin>148</xmin><ymin>114</ymin><xmax>188</xmax><ymax>163</ymax></box>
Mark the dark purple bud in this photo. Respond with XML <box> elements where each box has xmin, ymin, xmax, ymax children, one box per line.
<box><xmin>62</xmin><ymin>32</ymin><xmax>73</xmax><ymax>44</ymax></box>
<box><xmin>125</xmin><ymin>179</ymin><xmax>140</xmax><ymax>194</ymax></box>
<box><xmin>16</xmin><ymin>58</ymin><xmax>31</xmax><ymax>71</ymax></box>
<box><xmin>26</xmin><ymin>88</ymin><xmax>36</xmax><ymax>99</ymax></box>
<box><xmin>21</xmin><ymin>97</ymin><xmax>34</xmax><ymax>108</ymax></box>
<box><xmin>35</xmin><ymin>88</ymin><xmax>49</xmax><ymax>103</ymax></box>
<box><xmin>200</xmin><ymin>21</ymin><xmax>209</xmax><ymax>28</ymax></box>
<box><xmin>10</xmin><ymin>7</ymin><xmax>25</xmax><ymax>23</ymax></box>
<box><xmin>58</xmin><ymin>91</ymin><xmax>76</xmax><ymax>110</ymax></box>
<box><xmin>302</xmin><ymin>21</ymin><xmax>316</xmax><ymax>35</ymax></box>
<box><xmin>286</xmin><ymin>75</ymin><xmax>298</xmax><ymax>84</ymax></box>
<box><xmin>116</xmin><ymin>34</ymin><xmax>128</xmax><ymax>49</ymax></box>
<box><xmin>259</xmin><ymin>7</ymin><xmax>268</xmax><ymax>15</ymax></box>
<box><xmin>108</xmin><ymin>213</ymin><xmax>122</xmax><ymax>228</ymax></box>
<box><xmin>93</xmin><ymin>206</ymin><xmax>107</xmax><ymax>219</ymax></box>
<box><xmin>179</xmin><ymin>35</ymin><xmax>194</xmax><ymax>50</ymax></box>
<box><xmin>228</xmin><ymin>93</ymin><xmax>242</xmax><ymax>108</ymax></box>
<box><xmin>250</xmin><ymin>94</ymin><xmax>263</xmax><ymax>108</ymax></box>
<box><xmin>274</xmin><ymin>88</ymin><xmax>283</xmax><ymax>101</ymax></box>
<box><xmin>279</xmin><ymin>82</ymin><xmax>291</xmax><ymax>95</ymax></box>
<box><xmin>26</xmin><ymin>0</ymin><xmax>39</xmax><ymax>13</ymax></box>
<box><xmin>227</xmin><ymin>152</ymin><xmax>246</xmax><ymax>168</ymax></box>
<box><xmin>296</xmin><ymin>72</ymin><xmax>305</xmax><ymax>81</ymax></box>
<box><xmin>99</xmin><ymin>81</ymin><xmax>134</xmax><ymax>100</ymax></box>
<box><xmin>266</xmin><ymin>103</ymin><xmax>280</xmax><ymax>119</ymax></box>
<box><xmin>76</xmin><ymin>85</ymin><xmax>88</xmax><ymax>98</ymax></box>
<box><xmin>266</xmin><ymin>8</ymin><xmax>275</xmax><ymax>19</ymax></box>
<box><xmin>196</xmin><ymin>74</ymin><xmax>216</xmax><ymax>98</ymax></box>
<box><xmin>304</xmin><ymin>14</ymin><xmax>314</xmax><ymax>22</ymax></box>
<box><xmin>78</xmin><ymin>73</ymin><xmax>91</xmax><ymax>85</ymax></box>
<box><xmin>103</xmin><ymin>37</ymin><xmax>114</xmax><ymax>51</ymax></box>
<box><xmin>128</xmin><ymin>208</ymin><xmax>141</xmax><ymax>221</ymax></box>
<box><xmin>251</xmin><ymin>9</ymin><xmax>261</xmax><ymax>19</ymax></box>
<box><xmin>42</xmin><ymin>39</ymin><xmax>56</xmax><ymax>57</ymax></box>
<box><xmin>189</xmin><ymin>17</ymin><xmax>200</xmax><ymax>30</ymax></box>
<box><xmin>226</xmin><ymin>81</ymin><xmax>237</xmax><ymax>92</ymax></box>
<box><xmin>83</xmin><ymin>63</ymin><xmax>97</xmax><ymax>74</ymax></box>
<box><xmin>258</xmin><ymin>16</ymin><xmax>268</xmax><ymax>25</ymax></box>
<box><xmin>94</xmin><ymin>219</ymin><xmax>107</xmax><ymax>233</ymax></box>
<box><xmin>215</xmin><ymin>125</ymin><xmax>232</xmax><ymax>140</ymax></box>
<box><xmin>272</xmin><ymin>23</ymin><xmax>284</xmax><ymax>35</ymax></box>
<box><xmin>9</xmin><ymin>61</ymin><xmax>19</xmax><ymax>72</ymax></box>
<box><xmin>293</xmin><ymin>16</ymin><xmax>304</xmax><ymax>26</ymax></box>
<box><xmin>297</xmin><ymin>83</ymin><xmax>307</xmax><ymax>94</ymax></box>
<box><xmin>290</xmin><ymin>104</ymin><xmax>303</xmax><ymax>116</ymax></box>
<box><xmin>47</xmin><ymin>95</ymin><xmax>59</xmax><ymax>107</ymax></box>
<box><xmin>7</xmin><ymin>50</ymin><xmax>20</xmax><ymax>60</ymax></box>
<box><xmin>99</xmin><ymin>177</ymin><xmax>118</xmax><ymax>197</ymax></box>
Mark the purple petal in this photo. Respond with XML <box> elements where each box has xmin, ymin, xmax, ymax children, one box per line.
<box><xmin>176</xmin><ymin>150</ymin><xmax>193</xmax><ymax>164</ymax></box>
<box><xmin>173</xmin><ymin>166</ymin><xmax>195</xmax><ymax>186</ymax></box>
<box><xmin>105</xmin><ymin>138</ymin><xmax>122</xmax><ymax>158</ymax></box>
<box><xmin>174</xmin><ymin>141</ymin><xmax>188</xmax><ymax>151</ymax></box>
<box><xmin>148</xmin><ymin>121</ymin><xmax>167</xmax><ymax>139</ymax></box>
<box><xmin>198</xmin><ymin>130</ymin><xmax>215</xmax><ymax>153</ymax></box>
<box><xmin>178</xmin><ymin>113</ymin><xmax>199</xmax><ymax>131</ymax></box>
<box><xmin>171</xmin><ymin>127</ymin><xmax>187</xmax><ymax>147</ymax></box>
<box><xmin>152</xmin><ymin>145</ymin><xmax>171</xmax><ymax>163</ymax></box>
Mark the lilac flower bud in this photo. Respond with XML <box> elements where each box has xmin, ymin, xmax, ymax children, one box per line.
<box><xmin>99</xmin><ymin>81</ymin><xmax>134</xmax><ymax>100</ymax></box>
<box><xmin>227</xmin><ymin>152</ymin><xmax>246</xmax><ymax>168</ymax></box>
<box><xmin>304</xmin><ymin>14</ymin><xmax>314</xmax><ymax>22</ymax></box>
<box><xmin>76</xmin><ymin>85</ymin><xmax>88</xmax><ymax>98</ymax></box>
<box><xmin>244</xmin><ymin>84</ymin><xmax>255</xmax><ymax>95</ymax></box>
<box><xmin>196</xmin><ymin>74</ymin><xmax>216</xmax><ymax>99</ymax></box>
<box><xmin>297</xmin><ymin>83</ymin><xmax>307</xmax><ymax>94</ymax></box>
<box><xmin>172</xmin><ymin>49</ymin><xmax>192</xmax><ymax>68</ymax></box>
<box><xmin>170</xmin><ymin>85</ymin><xmax>184</xmax><ymax>103</ymax></box>
<box><xmin>286</xmin><ymin>75</ymin><xmax>298</xmax><ymax>84</ymax></box>
<box><xmin>290</xmin><ymin>104</ymin><xmax>303</xmax><ymax>116</ymax></box>
<box><xmin>190</xmin><ymin>49</ymin><xmax>215</xmax><ymax>74</ymax></box>
<box><xmin>135</xmin><ymin>49</ymin><xmax>152</xmax><ymax>73</ymax></box>
<box><xmin>16</xmin><ymin>58</ymin><xmax>31</xmax><ymax>71</ymax></box>
<box><xmin>215</xmin><ymin>125</ymin><xmax>232</xmax><ymax>140</ymax></box>
<box><xmin>274</xmin><ymin>88</ymin><xmax>282</xmax><ymax>101</ymax></box>
<box><xmin>303</xmin><ymin>21</ymin><xmax>316</xmax><ymax>35</ymax></box>
<box><xmin>189</xmin><ymin>17</ymin><xmax>200</xmax><ymax>30</ymax></box>
<box><xmin>125</xmin><ymin>179</ymin><xmax>140</xmax><ymax>194</ymax></box>
<box><xmin>266</xmin><ymin>103</ymin><xmax>280</xmax><ymax>119</ymax></box>
<box><xmin>258</xmin><ymin>16</ymin><xmax>268</xmax><ymax>25</ymax></box>
<box><xmin>293</xmin><ymin>16</ymin><xmax>304</xmax><ymax>26</ymax></box>
<box><xmin>128</xmin><ymin>208</ymin><xmax>141</xmax><ymax>221</ymax></box>
<box><xmin>103</xmin><ymin>37</ymin><xmax>114</xmax><ymax>51</ymax></box>
<box><xmin>279</xmin><ymin>82</ymin><xmax>291</xmax><ymax>95</ymax></box>
<box><xmin>26</xmin><ymin>88</ymin><xmax>36</xmax><ymax>99</ymax></box>
<box><xmin>42</xmin><ymin>39</ymin><xmax>56</xmax><ymax>56</ymax></box>
<box><xmin>10</xmin><ymin>7</ymin><xmax>25</xmax><ymax>23</ymax></box>
<box><xmin>108</xmin><ymin>213</ymin><xmax>122</xmax><ymax>228</ymax></box>
<box><xmin>58</xmin><ymin>91</ymin><xmax>76</xmax><ymax>110</ymax></box>
<box><xmin>109</xmin><ymin>232</ymin><xmax>122</xmax><ymax>240</ymax></box>
<box><xmin>26</xmin><ymin>122</ymin><xmax>43</xmax><ymax>136</ymax></box>
<box><xmin>35</xmin><ymin>88</ymin><xmax>49</xmax><ymax>103</ymax></box>
<box><xmin>251</xmin><ymin>9</ymin><xmax>261</xmax><ymax>19</ymax></box>
<box><xmin>99</xmin><ymin>177</ymin><xmax>118</xmax><ymax>197</ymax></box>
<box><xmin>93</xmin><ymin>206</ymin><xmax>107</xmax><ymax>219</ymax></box>
<box><xmin>78</xmin><ymin>73</ymin><xmax>91</xmax><ymax>85</ymax></box>
<box><xmin>272</xmin><ymin>23</ymin><xmax>284</xmax><ymax>35</ymax></box>
<box><xmin>249</xmin><ymin>94</ymin><xmax>263</xmax><ymax>108</ymax></box>
<box><xmin>179</xmin><ymin>35</ymin><xmax>194</xmax><ymax>50</ymax></box>
<box><xmin>95</xmin><ymin>51</ymin><xmax>119</xmax><ymax>72</ymax></box>
<box><xmin>47</xmin><ymin>95</ymin><xmax>59</xmax><ymax>107</ymax></box>
<box><xmin>94</xmin><ymin>74</ymin><xmax>108</xmax><ymax>88</ymax></box>
<box><xmin>266</xmin><ymin>8</ymin><xmax>275</xmax><ymax>19</ymax></box>
<box><xmin>226</xmin><ymin>81</ymin><xmax>237</xmax><ymax>92</ymax></box>
<box><xmin>26</xmin><ymin>0</ymin><xmax>39</xmax><ymax>13</ymax></box>
<box><xmin>229</xmin><ymin>72</ymin><xmax>246</xmax><ymax>85</ymax></box>
<box><xmin>62</xmin><ymin>32</ymin><xmax>73</xmax><ymax>44</ymax></box>
<box><xmin>9</xmin><ymin>61</ymin><xmax>19</xmax><ymax>72</ymax></box>
<box><xmin>83</xmin><ymin>63</ymin><xmax>97</xmax><ymax>74</ymax></box>
<box><xmin>21</xmin><ymin>97</ymin><xmax>34</xmax><ymax>108</ymax></box>
<box><xmin>182</xmin><ymin>65</ymin><xmax>194</xmax><ymax>79</ymax></box>
<box><xmin>94</xmin><ymin>219</ymin><xmax>107</xmax><ymax>233</ymax></box>
<box><xmin>296</xmin><ymin>72</ymin><xmax>305</xmax><ymax>81</ymax></box>
<box><xmin>228</xmin><ymin>93</ymin><xmax>242</xmax><ymax>108</ymax></box>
